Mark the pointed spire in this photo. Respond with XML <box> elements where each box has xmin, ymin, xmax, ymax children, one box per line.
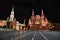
<box><xmin>12</xmin><ymin>5</ymin><xmax>14</xmax><ymax>11</ymax></box>
<box><xmin>41</xmin><ymin>9</ymin><xmax>44</xmax><ymax>16</ymax></box>
<box><xmin>10</xmin><ymin>5</ymin><xmax>14</xmax><ymax>21</ymax></box>
<box><xmin>24</xmin><ymin>19</ymin><xmax>25</xmax><ymax>24</ymax></box>
<box><xmin>45</xmin><ymin>18</ymin><xmax>47</xmax><ymax>21</ymax></box>
<box><xmin>11</xmin><ymin>5</ymin><xmax>14</xmax><ymax>15</ymax></box>
<box><xmin>7</xmin><ymin>17</ymin><xmax>9</xmax><ymax>20</ymax></box>
<box><xmin>32</xmin><ymin>9</ymin><xmax>34</xmax><ymax>16</ymax></box>
<box><xmin>45</xmin><ymin>18</ymin><xmax>48</xmax><ymax>24</ymax></box>
<box><xmin>45</xmin><ymin>18</ymin><xmax>48</xmax><ymax>22</ymax></box>
<box><xmin>40</xmin><ymin>9</ymin><xmax>45</xmax><ymax>20</ymax></box>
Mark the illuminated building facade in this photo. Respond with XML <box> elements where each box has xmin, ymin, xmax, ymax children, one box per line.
<box><xmin>0</xmin><ymin>6</ymin><xmax>26</xmax><ymax>30</ymax></box>
<box><xmin>28</xmin><ymin>9</ymin><xmax>53</xmax><ymax>30</ymax></box>
<box><xmin>0</xmin><ymin>20</ymin><xmax>7</xmax><ymax>27</ymax></box>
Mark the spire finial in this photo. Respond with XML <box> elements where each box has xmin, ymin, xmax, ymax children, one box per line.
<box><xmin>11</xmin><ymin>5</ymin><xmax>14</xmax><ymax>15</ymax></box>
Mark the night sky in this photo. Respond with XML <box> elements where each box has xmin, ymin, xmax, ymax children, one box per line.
<box><xmin>0</xmin><ymin>0</ymin><xmax>60</xmax><ymax>24</ymax></box>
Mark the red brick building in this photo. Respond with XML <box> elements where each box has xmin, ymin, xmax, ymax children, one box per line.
<box><xmin>10</xmin><ymin>21</ymin><xmax>16</xmax><ymax>29</ymax></box>
<box><xmin>28</xmin><ymin>9</ymin><xmax>53</xmax><ymax>30</ymax></box>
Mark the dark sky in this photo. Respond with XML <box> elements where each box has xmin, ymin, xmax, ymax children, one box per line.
<box><xmin>0</xmin><ymin>0</ymin><xmax>60</xmax><ymax>23</ymax></box>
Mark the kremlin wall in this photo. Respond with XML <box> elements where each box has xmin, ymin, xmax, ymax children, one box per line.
<box><xmin>0</xmin><ymin>6</ymin><xmax>60</xmax><ymax>31</ymax></box>
<box><xmin>0</xmin><ymin>20</ymin><xmax>7</xmax><ymax>27</ymax></box>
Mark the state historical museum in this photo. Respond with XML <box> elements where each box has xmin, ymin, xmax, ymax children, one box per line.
<box><xmin>28</xmin><ymin>9</ymin><xmax>53</xmax><ymax>30</ymax></box>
